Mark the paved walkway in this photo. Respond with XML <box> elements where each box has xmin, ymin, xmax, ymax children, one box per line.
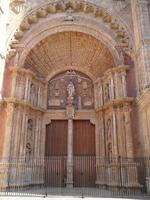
<box><xmin>0</xmin><ymin>196</ymin><xmax>149</xmax><ymax>200</ymax></box>
<box><xmin>0</xmin><ymin>187</ymin><xmax>149</xmax><ymax>200</ymax></box>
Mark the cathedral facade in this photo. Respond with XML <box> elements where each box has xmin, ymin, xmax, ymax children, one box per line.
<box><xmin>0</xmin><ymin>0</ymin><xmax>150</xmax><ymax>193</ymax></box>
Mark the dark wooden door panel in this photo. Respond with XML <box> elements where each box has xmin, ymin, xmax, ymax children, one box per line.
<box><xmin>45</xmin><ymin>157</ymin><xmax>66</xmax><ymax>187</ymax></box>
<box><xmin>73</xmin><ymin>120</ymin><xmax>96</xmax><ymax>187</ymax></box>
<box><xmin>73</xmin><ymin>156</ymin><xmax>96</xmax><ymax>187</ymax></box>
<box><xmin>45</xmin><ymin>120</ymin><xmax>68</xmax><ymax>156</ymax></box>
<box><xmin>73</xmin><ymin>120</ymin><xmax>95</xmax><ymax>156</ymax></box>
<box><xmin>45</xmin><ymin>120</ymin><xmax>67</xmax><ymax>186</ymax></box>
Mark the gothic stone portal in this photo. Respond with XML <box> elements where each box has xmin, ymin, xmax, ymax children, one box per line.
<box><xmin>46</xmin><ymin>71</ymin><xmax>96</xmax><ymax>187</ymax></box>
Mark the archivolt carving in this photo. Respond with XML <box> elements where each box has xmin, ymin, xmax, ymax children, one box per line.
<box><xmin>13</xmin><ymin>0</ymin><xmax>131</xmax><ymax>52</ymax></box>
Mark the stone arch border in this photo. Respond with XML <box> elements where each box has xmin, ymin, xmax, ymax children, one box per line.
<box><xmin>8</xmin><ymin>0</ymin><xmax>134</xmax><ymax>69</ymax></box>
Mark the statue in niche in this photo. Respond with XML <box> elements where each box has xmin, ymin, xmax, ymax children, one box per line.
<box><xmin>105</xmin><ymin>83</ymin><xmax>110</xmax><ymax>102</ymax></box>
<box><xmin>26</xmin><ymin>119</ymin><xmax>33</xmax><ymax>160</ymax></box>
<box><xmin>26</xmin><ymin>143</ymin><xmax>32</xmax><ymax>155</ymax></box>
<box><xmin>108</xmin><ymin>143</ymin><xmax>112</xmax><ymax>163</ymax></box>
<box><xmin>30</xmin><ymin>83</ymin><xmax>36</xmax><ymax>104</ymax></box>
<box><xmin>67</xmin><ymin>82</ymin><xmax>75</xmax><ymax>97</ymax></box>
<box><xmin>27</xmin><ymin>119</ymin><xmax>33</xmax><ymax>140</ymax></box>
<box><xmin>106</xmin><ymin>119</ymin><xmax>111</xmax><ymax>139</ymax></box>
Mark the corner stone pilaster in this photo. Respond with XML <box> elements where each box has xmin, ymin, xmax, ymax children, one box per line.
<box><xmin>131</xmin><ymin>0</ymin><xmax>150</xmax><ymax>92</ymax></box>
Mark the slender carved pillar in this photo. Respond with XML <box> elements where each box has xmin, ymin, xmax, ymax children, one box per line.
<box><xmin>66</xmin><ymin>82</ymin><xmax>75</xmax><ymax>188</ymax></box>
<box><xmin>116</xmin><ymin>107</ymin><xmax>127</xmax><ymax>157</ymax></box>
<box><xmin>112</xmin><ymin>109</ymin><xmax>118</xmax><ymax>158</ymax></box>
<box><xmin>67</xmin><ymin>118</ymin><xmax>73</xmax><ymax>187</ymax></box>
<box><xmin>13</xmin><ymin>105</ymin><xmax>22</xmax><ymax>157</ymax></box>
<box><xmin>110</xmin><ymin>76</ymin><xmax>115</xmax><ymax>100</ymax></box>
<box><xmin>99</xmin><ymin>82</ymin><xmax>103</xmax><ymax>107</ymax></box>
<box><xmin>27</xmin><ymin>77</ymin><xmax>31</xmax><ymax>102</ymax></box>
<box><xmin>19</xmin><ymin>110</ymin><xmax>28</xmax><ymax>157</ymax></box>
<box><xmin>114</xmin><ymin>72</ymin><xmax>120</xmax><ymax>99</ymax></box>
<box><xmin>24</xmin><ymin>75</ymin><xmax>29</xmax><ymax>101</ymax></box>
<box><xmin>121</xmin><ymin>72</ymin><xmax>127</xmax><ymax>98</ymax></box>
<box><xmin>94</xmin><ymin>82</ymin><xmax>99</xmax><ymax>109</ymax></box>
<box><xmin>11</xmin><ymin>70</ymin><xmax>18</xmax><ymax>98</ymax></box>
<box><xmin>66</xmin><ymin>100</ymin><xmax>74</xmax><ymax>187</ymax></box>
<box><xmin>96</xmin><ymin>111</ymin><xmax>106</xmax><ymax>186</ymax></box>
<box><xmin>124</xmin><ymin>104</ymin><xmax>133</xmax><ymax>158</ymax></box>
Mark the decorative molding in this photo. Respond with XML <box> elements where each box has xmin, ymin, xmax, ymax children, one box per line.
<box><xmin>96</xmin><ymin>97</ymin><xmax>134</xmax><ymax>112</ymax></box>
<box><xmin>94</xmin><ymin>65</ymin><xmax>129</xmax><ymax>84</ymax></box>
<box><xmin>3</xmin><ymin>97</ymin><xmax>46</xmax><ymax>113</ymax></box>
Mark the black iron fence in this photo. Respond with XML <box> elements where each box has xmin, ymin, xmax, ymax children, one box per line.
<box><xmin>0</xmin><ymin>156</ymin><xmax>150</xmax><ymax>198</ymax></box>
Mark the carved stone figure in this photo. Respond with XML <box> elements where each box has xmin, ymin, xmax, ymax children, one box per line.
<box><xmin>67</xmin><ymin>82</ymin><xmax>75</xmax><ymax>97</ymax></box>
<box><xmin>26</xmin><ymin>119</ymin><xmax>33</xmax><ymax>160</ymax></box>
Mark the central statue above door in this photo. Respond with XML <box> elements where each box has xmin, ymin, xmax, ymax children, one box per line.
<box><xmin>47</xmin><ymin>70</ymin><xmax>94</xmax><ymax>110</ymax></box>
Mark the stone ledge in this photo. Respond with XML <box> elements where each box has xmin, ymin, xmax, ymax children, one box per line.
<box><xmin>9</xmin><ymin>66</ymin><xmax>46</xmax><ymax>85</ymax></box>
<box><xmin>96</xmin><ymin>97</ymin><xmax>134</xmax><ymax>112</ymax></box>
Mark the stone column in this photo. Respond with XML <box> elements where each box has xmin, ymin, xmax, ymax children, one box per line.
<box><xmin>99</xmin><ymin>83</ymin><xmax>103</xmax><ymax>107</ymax></box>
<box><xmin>94</xmin><ymin>82</ymin><xmax>99</xmax><ymax>109</ymax></box>
<box><xmin>66</xmin><ymin>96</ymin><xmax>75</xmax><ymax>188</ymax></box>
<box><xmin>13</xmin><ymin>105</ymin><xmax>22</xmax><ymax>157</ymax></box>
<box><xmin>67</xmin><ymin>118</ymin><xmax>73</xmax><ymax>188</ymax></box>
<box><xmin>37</xmin><ymin>84</ymin><xmax>41</xmax><ymax>107</ymax></box>
<box><xmin>11</xmin><ymin>70</ymin><xmax>18</xmax><ymax>98</ymax></box>
<box><xmin>110</xmin><ymin>75</ymin><xmax>115</xmax><ymax>100</ymax></box>
<box><xmin>116</xmin><ymin>107</ymin><xmax>127</xmax><ymax>157</ymax></box>
<box><xmin>19</xmin><ymin>110</ymin><xmax>28</xmax><ymax>157</ymax></box>
<box><xmin>96</xmin><ymin>111</ymin><xmax>106</xmax><ymax>186</ymax></box>
<box><xmin>0</xmin><ymin>56</ymin><xmax>5</xmax><ymax>99</ymax></box>
<box><xmin>27</xmin><ymin>77</ymin><xmax>31</xmax><ymax>102</ymax></box>
<box><xmin>124</xmin><ymin>104</ymin><xmax>133</xmax><ymax>158</ymax></box>
<box><xmin>0</xmin><ymin>0</ymin><xmax>9</xmax><ymax>99</ymax></box>
<box><xmin>114</xmin><ymin>72</ymin><xmax>120</xmax><ymax>99</ymax></box>
<box><xmin>24</xmin><ymin>75</ymin><xmax>29</xmax><ymax>101</ymax></box>
<box><xmin>121</xmin><ymin>71</ymin><xmax>127</xmax><ymax>98</ymax></box>
<box><xmin>112</xmin><ymin>109</ymin><xmax>118</xmax><ymax>158</ymax></box>
<box><xmin>2</xmin><ymin>103</ymin><xmax>15</xmax><ymax>158</ymax></box>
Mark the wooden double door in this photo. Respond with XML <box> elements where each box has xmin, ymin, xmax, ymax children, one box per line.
<box><xmin>45</xmin><ymin>120</ymin><xmax>96</xmax><ymax>187</ymax></box>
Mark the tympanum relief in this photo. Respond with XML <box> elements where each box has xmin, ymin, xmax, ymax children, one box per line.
<box><xmin>47</xmin><ymin>71</ymin><xmax>94</xmax><ymax>110</ymax></box>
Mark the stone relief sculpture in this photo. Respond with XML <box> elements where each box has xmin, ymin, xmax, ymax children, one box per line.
<box><xmin>104</xmin><ymin>83</ymin><xmax>110</xmax><ymax>103</ymax></box>
<box><xmin>108</xmin><ymin>143</ymin><xmax>112</xmax><ymax>163</ymax></box>
<box><xmin>105</xmin><ymin>118</ymin><xmax>113</xmax><ymax>162</ymax></box>
<box><xmin>26</xmin><ymin>119</ymin><xmax>33</xmax><ymax>160</ymax></box>
<box><xmin>30</xmin><ymin>83</ymin><xmax>37</xmax><ymax>106</ymax></box>
<box><xmin>47</xmin><ymin>71</ymin><xmax>94</xmax><ymax>110</ymax></box>
<box><xmin>106</xmin><ymin>119</ymin><xmax>111</xmax><ymax>139</ymax></box>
